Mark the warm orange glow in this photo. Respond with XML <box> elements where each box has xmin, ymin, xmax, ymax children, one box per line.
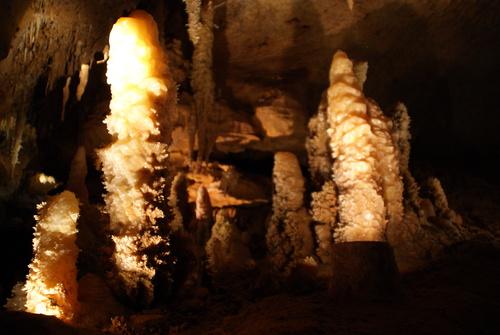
<box><xmin>24</xmin><ymin>191</ymin><xmax>80</xmax><ymax>323</ymax></box>
<box><xmin>97</xmin><ymin>9</ymin><xmax>176</xmax><ymax>307</ymax></box>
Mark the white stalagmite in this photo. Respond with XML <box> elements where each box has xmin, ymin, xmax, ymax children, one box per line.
<box><xmin>97</xmin><ymin>10</ymin><xmax>176</xmax><ymax>308</ymax></box>
<box><xmin>327</xmin><ymin>50</ymin><xmax>403</xmax><ymax>242</ymax></box>
<box><xmin>24</xmin><ymin>191</ymin><xmax>80</xmax><ymax>323</ymax></box>
<box><xmin>266</xmin><ymin>151</ymin><xmax>314</xmax><ymax>275</ymax></box>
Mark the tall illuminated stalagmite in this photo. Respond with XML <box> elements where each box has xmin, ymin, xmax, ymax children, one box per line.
<box><xmin>326</xmin><ymin>50</ymin><xmax>403</xmax><ymax>242</ymax></box>
<box><xmin>97</xmin><ymin>10</ymin><xmax>176</xmax><ymax>308</ymax></box>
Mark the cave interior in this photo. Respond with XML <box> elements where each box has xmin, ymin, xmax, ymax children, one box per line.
<box><xmin>0</xmin><ymin>0</ymin><xmax>499</xmax><ymax>334</ymax></box>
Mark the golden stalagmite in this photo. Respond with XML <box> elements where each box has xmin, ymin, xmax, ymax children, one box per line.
<box><xmin>24</xmin><ymin>191</ymin><xmax>80</xmax><ymax>323</ymax></box>
<box><xmin>96</xmin><ymin>10</ymin><xmax>176</xmax><ymax>308</ymax></box>
<box><xmin>327</xmin><ymin>50</ymin><xmax>403</xmax><ymax>242</ymax></box>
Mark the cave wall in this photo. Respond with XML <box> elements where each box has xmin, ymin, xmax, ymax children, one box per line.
<box><xmin>0</xmin><ymin>0</ymin><xmax>499</xmax><ymax>187</ymax></box>
<box><xmin>214</xmin><ymin>0</ymin><xmax>500</xmax><ymax>172</ymax></box>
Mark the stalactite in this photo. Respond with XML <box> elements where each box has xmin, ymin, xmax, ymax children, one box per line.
<box><xmin>61</xmin><ymin>77</ymin><xmax>71</xmax><ymax>121</ymax></box>
<box><xmin>76</xmin><ymin>64</ymin><xmax>90</xmax><ymax>101</ymax></box>
<box><xmin>183</xmin><ymin>0</ymin><xmax>217</xmax><ymax>166</ymax></box>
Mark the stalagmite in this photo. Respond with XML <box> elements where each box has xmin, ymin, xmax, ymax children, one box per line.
<box><xmin>385</xmin><ymin>103</ymin><xmax>461</xmax><ymax>260</ymax></box>
<box><xmin>326</xmin><ymin>50</ymin><xmax>403</xmax><ymax>242</ymax></box>
<box><xmin>391</xmin><ymin>103</ymin><xmax>421</xmax><ymax>209</ymax></box>
<box><xmin>383</xmin><ymin>102</ymin><xmax>428</xmax><ymax>259</ymax></box>
<box><xmin>266</xmin><ymin>151</ymin><xmax>314</xmax><ymax>275</ymax></box>
<box><xmin>327</xmin><ymin>50</ymin><xmax>386</xmax><ymax>242</ymax></box>
<box><xmin>205</xmin><ymin>208</ymin><xmax>253</xmax><ymax>279</ymax></box>
<box><xmin>168</xmin><ymin>172</ymin><xmax>188</xmax><ymax>232</ymax></box>
<box><xmin>425</xmin><ymin>177</ymin><xmax>450</xmax><ymax>217</ymax></box>
<box><xmin>24</xmin><ymin>191</ymin><xmax>80</xmax><ymax>323</ymax></box>
<box><xmin>96</xmin><ymin>10</ymin><xmax>176</xmax><ymax>308</ymax></box>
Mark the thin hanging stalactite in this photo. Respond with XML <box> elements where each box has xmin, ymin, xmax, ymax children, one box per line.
<box><xmin>183</xmin><ymin>0</ymin><xmax>217</xmax><ymax>168</ymax></box>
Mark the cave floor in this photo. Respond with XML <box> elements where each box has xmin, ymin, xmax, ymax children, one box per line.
<box><xmin>1</xmin><ymin>236</ymin><xmax>499</xmax><ymax>335</ymax></box>
<box><xmin>162</xmin><ymin>238</ymin><xmax>500</xmax><ymax>335</ymax></box>
<box><xmin>1</xmin><ymin>163</ymin><xmax>500</xmax><ymax>335</ymax></box>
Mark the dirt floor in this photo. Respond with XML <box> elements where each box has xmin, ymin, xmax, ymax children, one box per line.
<box><xmin>2</xmin><ymin>235</ymin><xmax>499</xmax><ymax>335</ymax></box>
